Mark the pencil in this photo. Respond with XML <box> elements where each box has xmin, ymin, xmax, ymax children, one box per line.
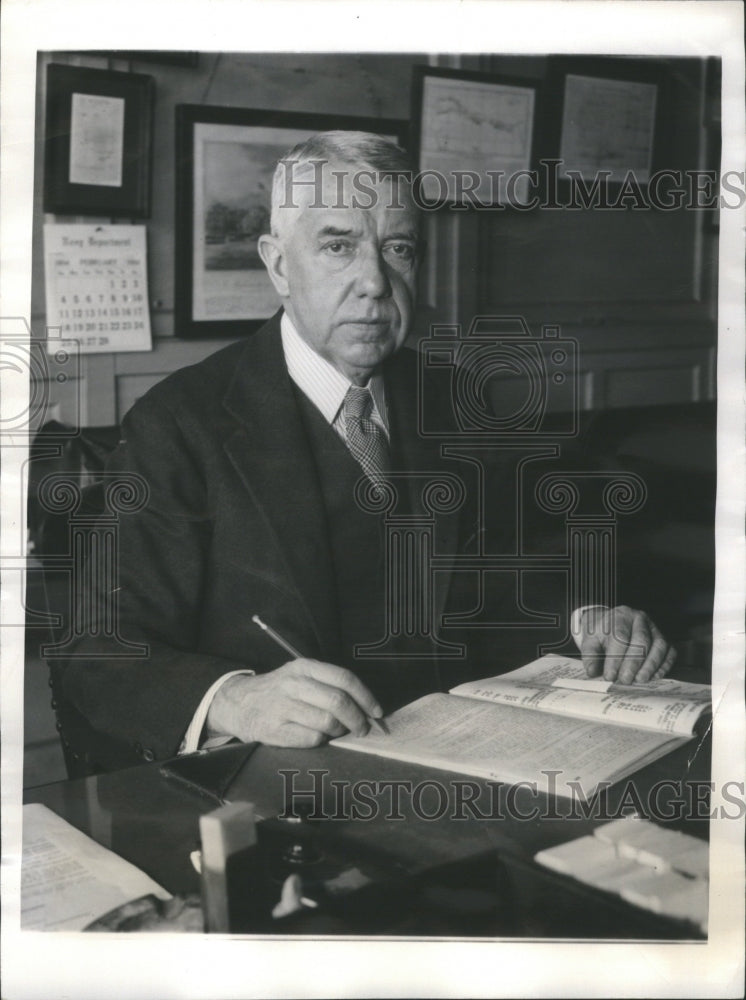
<box><xmin>251</xmin><ymin>614</ymin><xmax>303</xmax><ymax>659</ymax></box>
<box><xmin>251</xmin><ymin>614</ymin><xmax>389</xmax><ymax>736</ymax></box>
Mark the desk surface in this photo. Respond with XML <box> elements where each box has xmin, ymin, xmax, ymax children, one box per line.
<box><xmin>25</xmin><ymin>736</ymin><xmax>711</xmax><ymax>939</ymax></box>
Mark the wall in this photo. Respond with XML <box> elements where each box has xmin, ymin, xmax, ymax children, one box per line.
<box><xmin>31</xmin><ymin>51</ymin><xmax>717</xmax><ymax>427</ymax></box>
<box><xmin>468</xmin><ymin>55</ymin><xmax>719</xmax><ymax>411</ymax></box>
<box><xmin>32</xmin><ymin>50</ymin><xmax>436</xmax><ymax>424</ymax></box>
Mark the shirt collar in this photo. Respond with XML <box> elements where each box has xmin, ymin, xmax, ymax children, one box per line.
<box><xmin>280</xmin><ymin>311</ymin><xmax>387</xmax><ymax>428</ymax></box>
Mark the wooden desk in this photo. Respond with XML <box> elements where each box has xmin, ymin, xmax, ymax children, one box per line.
<box><xmin>24</xmin><ymin>735</ymin><xmax>710</xmax><ymax>938</ymax></box>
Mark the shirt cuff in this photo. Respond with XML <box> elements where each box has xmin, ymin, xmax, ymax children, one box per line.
<box><xmin>570</xmin><ymin>605</ymin><xmax>609</xmax><ymax>649</ymax></box>
<box><xmin>180</xmin><ymin>669</ymin><xmax>255</xmax><ymax>755</ymax></box>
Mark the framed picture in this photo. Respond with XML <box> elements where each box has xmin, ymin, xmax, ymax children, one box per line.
<box><xmin>174</xmin><ymin>105</ymin><xmax>408</xmax><ymax>339</ymax></box>
<box><xmin>411</xmin><ymin>66</ymin><xmax>539</xmax><ymax>208</ymax></box>
<box><xmin>43</xmin><ymin>63</ymin><xmax>154</xmax><ymax>217</ymax></box>
<box><xmin>544</xmin><ymin>56</ymin><xmax>669</xmax><ymax>188</ymax></box>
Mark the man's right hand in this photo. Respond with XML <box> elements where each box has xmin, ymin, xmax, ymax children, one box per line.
<box><xmin>205</xmin><ymin>659</ymin><xmax>384</xmax><ymax>748</ymax></box>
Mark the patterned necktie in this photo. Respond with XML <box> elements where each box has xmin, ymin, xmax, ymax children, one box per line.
<box><xmin>342</xmin><ymin>385</ymin><xmax>390</xmax><ymax>482</ymax></box>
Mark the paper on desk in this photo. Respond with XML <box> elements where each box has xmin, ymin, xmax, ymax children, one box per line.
<box><xmin>22</xmin><ymin>803</ymin><xmax>170</xmax><ymax>931</ymax></box>
<box><xmin>535</xmin><ymin>831</ymin><xmax>708</xmax><ymax>932</ymax></box>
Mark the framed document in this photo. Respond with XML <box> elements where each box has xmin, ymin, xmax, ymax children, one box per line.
<box><xmin>411</xmin><ymin>66</ymin><xmax>538</xmax><ymax>208</ymax></box>
<box><xmin>43</xmin><ymin>63</ymin><xmax>154</xmax><ymax>217</ymax></box>
<box><xmin>546</xmin><ymin>56</ymin><xmax>667</xmax><ymax>186</ymax></box>
<box><xmin>174</xmin><ymin>105</ymin><xmax>408</xmax><ymax>339</ymax></box>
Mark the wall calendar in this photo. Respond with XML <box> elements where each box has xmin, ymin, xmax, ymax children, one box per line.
<box><xmin>43</xmin><ymin>224</ymin><xmax>152</xmax><ymax>354</ymax></box>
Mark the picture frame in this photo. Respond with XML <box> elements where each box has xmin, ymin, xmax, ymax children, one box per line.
<box><xmin>174</xmin><ymin>105</ymin><xmax>408</xmax><ymax>340</ymax></box>
<box><xmin>43</xmin><ymin>63</ymin><xmax>154</xmax><ymax>217</ymax></box>
<box><xmin>411</xmin><ymin>66</ymin><xmax>539</xmax><ymax>208</ymax></box>
<box><xmin>543</xmin><ymin>56</ymin><xmax>669</xmax><ymax>189</ymax></box>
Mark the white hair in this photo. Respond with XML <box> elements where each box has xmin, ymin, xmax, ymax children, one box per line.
<box><xmin>268</xmin><ymin>130</ymin><xmax>416</xmax><ymax>238</ymax></box>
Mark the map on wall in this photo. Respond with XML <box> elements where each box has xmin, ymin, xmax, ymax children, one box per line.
<box><xmin>558</xmin><ymin>74</ymin><xmax>658</xmax><ymax>183</ymax></box>
<box><xmin>419</xmin><ymin>74</ymin><xmax>535</xmax><ymax>206</ymax></box>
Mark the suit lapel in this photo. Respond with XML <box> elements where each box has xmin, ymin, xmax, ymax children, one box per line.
<box><xmin>221</xmin><ymin>324</ymin><xmax>461</xmax><ymax>665</ymax></box>
<box><xmin>222</xmin><ymin>315</ymin><xmax>340</xmax><ymax>661</ymax></box>
<box><xmin>384</xmin><ymin>347</ymin><xmax>462</xmax><ymax>637</ymax></box>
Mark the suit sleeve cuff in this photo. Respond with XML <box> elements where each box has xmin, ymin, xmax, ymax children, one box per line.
<box><xmin>570</xmin><ymin>605</ymin><xmax>609</xmax><ymax>649</ymax></box>
<box><xmin>180</xmin><ymin>669</ymin><xmax>255</xmax><ymax>755</ymax></box>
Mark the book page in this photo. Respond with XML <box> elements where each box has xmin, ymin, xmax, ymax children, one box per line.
<box><xmin>450</xmin><ymin>656</ymin><xmax>711</xmax><ymax>737</ymax></box>
<box><xmin>22</xmin><ymin>803</ymin><xmax>170</xmax><ymax>931</ymax></box>
<box><xmin>332</xmin><ymin>693</ymin><xmax>686</xmax><ymax>800</ymax></box>
<box><xmin>476</xmin><ymin>655</ymin><xmax>711</xmax><ymax>702</ymax></box>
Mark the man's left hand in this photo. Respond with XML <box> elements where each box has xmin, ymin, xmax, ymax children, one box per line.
<box><xmin>578</xmin><ymin>605</ymin><xmax>677</xmax><ymax>684</ymax></box>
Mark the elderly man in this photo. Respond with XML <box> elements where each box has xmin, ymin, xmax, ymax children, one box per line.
<box><xmin>62</xmin><ymin>131</ymin><xmax>675</xmax><ymax>766</ymax></box>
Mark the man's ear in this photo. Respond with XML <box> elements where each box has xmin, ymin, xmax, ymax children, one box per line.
<box><xmin>257</xmin><ymin>234</ymin><xmax>290</xmax><ymax>298</ymax></box>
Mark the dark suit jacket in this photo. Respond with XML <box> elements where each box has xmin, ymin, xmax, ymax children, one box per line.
<box><xmin>62</xmin><ymin>312</ymin><xmax>491</xmax><ymax>764</ymax></box>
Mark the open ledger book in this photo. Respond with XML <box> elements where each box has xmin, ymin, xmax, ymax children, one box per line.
<box><xmin>331</xmin><ymin>655</ymin><xmax>712</xmax><ymax>800</ymax></box>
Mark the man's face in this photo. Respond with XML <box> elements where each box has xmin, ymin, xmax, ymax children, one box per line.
<box><xmin>263</xmin><ymin>163</ymin><xmax>421</xmax><ymax>384</ymax></box>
